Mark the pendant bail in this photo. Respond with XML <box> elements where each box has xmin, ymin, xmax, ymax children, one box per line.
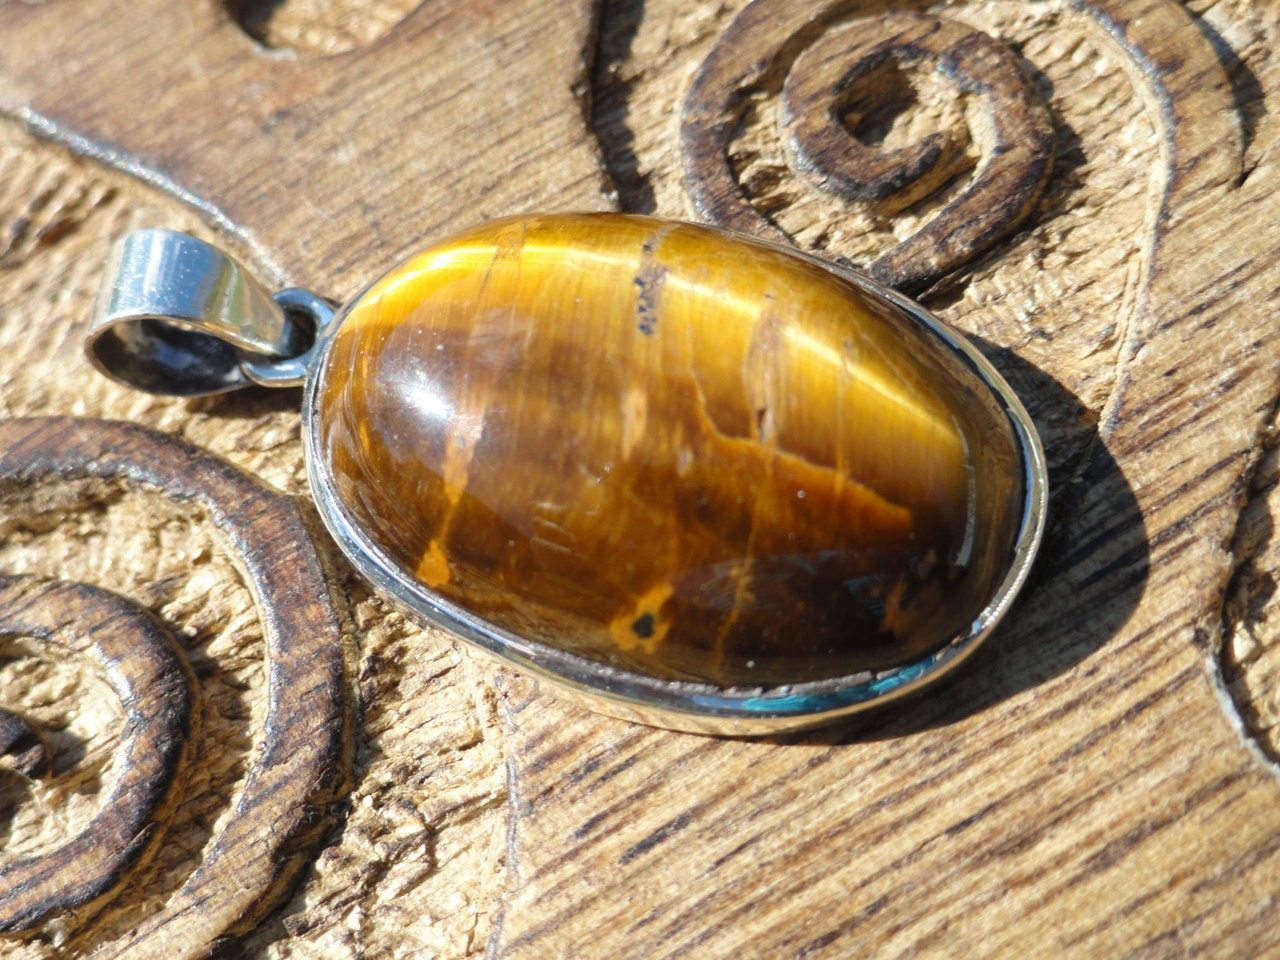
<box><xmin>86</xmin><ymin>229</ymin><xmax>318</xmax><ymax>396</ymax></box>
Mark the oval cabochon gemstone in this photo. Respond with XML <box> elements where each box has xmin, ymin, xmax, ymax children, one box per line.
<box><xmin>315</xmin><ymin>214</ymin><xmax>1025</xmax><ymax>687</ymax></box>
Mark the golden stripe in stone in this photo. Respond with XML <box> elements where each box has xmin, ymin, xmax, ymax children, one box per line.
<box><xmin>316</xmin><ymin>214</ymin><xmax>1023</xmax><ymax>686</ymax></box>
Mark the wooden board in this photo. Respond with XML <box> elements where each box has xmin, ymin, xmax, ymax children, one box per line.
<box><xmin>1</xmin><ymin>0</ymin><xmax>1279</xmax><ymax>956</ymax></box>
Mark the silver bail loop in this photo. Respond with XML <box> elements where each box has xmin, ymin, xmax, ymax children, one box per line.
<box><xmin>86</xmin><ymin>229</ymin><xmax>310</xmax><ymax>396</ymax></box>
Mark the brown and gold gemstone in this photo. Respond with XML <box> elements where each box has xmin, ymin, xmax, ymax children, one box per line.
<box><xmin>315</xmin><ymin>214</ymin><xmax>1025</xmax><ymax>686</ymax></box>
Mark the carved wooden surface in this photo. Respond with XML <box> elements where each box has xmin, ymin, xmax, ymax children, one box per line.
<box><xmin>0</xmin><ymin>573</ymin><xmax>196</xmax><ymax>935</ymax></box>
<box><xmin>0</xmin><ymin>418</ymin><xmax>347</xmax><ymax>958</ymax></box>
<box><xmin>1</xmin><ymin>0</ymin><xmax>1279</xmax><ymax>957</ymax></box>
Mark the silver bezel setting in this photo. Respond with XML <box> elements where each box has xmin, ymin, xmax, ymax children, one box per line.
<box><xmin>299</xmin><ymin>224</ymin><xmax>1049</xmax><ymax>736</ymax></box>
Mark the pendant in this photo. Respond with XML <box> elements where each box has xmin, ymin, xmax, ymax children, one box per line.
<box><xmin>87</xmin><ymin>214</ymin><xmax>1046</xmax><ymax>734</ymax></box>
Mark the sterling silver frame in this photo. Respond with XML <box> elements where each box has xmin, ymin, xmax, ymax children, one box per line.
<box><xmin>299</xmin><ymin>225</ymin><xmax>1049</xmax><ymax>736</ymax></box>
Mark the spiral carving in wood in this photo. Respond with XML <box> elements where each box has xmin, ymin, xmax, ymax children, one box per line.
<box><xmin>681</xmin><ymin>6</ymin><xmax>1054</xmax><ymax>291</ymax></box>
<box><xmin>0</xmin><ymin>417</ymin><xmax>348</xmax><ymax>959</ymax></box>
<box><xmin>1</xmin><ymin>0</ymin><xmax>1279</xmax><ymax>954</ymax></box>
<box><xmin>0</xmin><ymin>576</ymin><xmax>196</xmax><ymax>933</ymax></box>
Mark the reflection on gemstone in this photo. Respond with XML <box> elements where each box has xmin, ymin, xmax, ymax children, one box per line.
<box><xmin>316</xmin><ymin>213</ymin><xmax>1024</xmax><ymax>686</ymax></box>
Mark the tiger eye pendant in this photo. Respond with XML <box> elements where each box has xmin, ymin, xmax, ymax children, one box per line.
<box><xmin>87</xmin><ymin>213</ymin><xmax>1046</xmax><ymax>734</ymax></box>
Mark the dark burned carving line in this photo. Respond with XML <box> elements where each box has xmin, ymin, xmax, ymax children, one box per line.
<box><xmin>0</xmin><ymin>709</ymin><xmax>51</xmax><ymax>780</ymax></box>
<box><xmin>781</xmin><ymin>20</ymin><xmax>961</xmax><ymax>202</ymax></box>
<box><xmin>0</xmin><ymin>417</ymin><xmax>349</xmax><ymax>959</ymax></box>
<box><xmin>0</xmin><ymin>576</ymin><xmax>196</xmax><ymax>932</ymax></box>
<box><xmin>679</xmin><ymin>5</ymin><xmax>1053</xmax><ymax>292</ymax></box>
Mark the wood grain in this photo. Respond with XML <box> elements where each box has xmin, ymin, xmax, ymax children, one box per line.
<box><xmin>0</xmin><ymin>418</ymin><xmax>347</xmax><ymax>958</ymax></box>
<box><xmin>681</xmin><ymin>6</ymin><xmax>1055</xmax><ymax>291</ymax></box>
<box><xmin>0</xmin><ymin>575</ymin><xmax>194</xmax><ymax>934</ymax></box>
<box><xmin>1</xmin><ymin>0</ymin><xmax>1280</xmax><ymax>957</ymax></box>
<box><xmin>0</xmin><ymin>711</ymin><xmax>49</xmax><ymax>781</ymax></box>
